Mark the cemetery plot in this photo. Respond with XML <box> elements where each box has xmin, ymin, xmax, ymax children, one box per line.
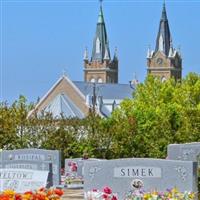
<box><xmin>84</xmin><ymin>158</ymin><xmax>198</xmax><ymax>200</ymax></box>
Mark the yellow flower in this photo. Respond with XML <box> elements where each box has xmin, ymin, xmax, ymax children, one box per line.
<box><xmin>144</xmin><ymin>193</ymin><xmax>150</xmax><ymax>200</ymax></box>
<box><xmin>3</xmin><ymin>190</ymin><xmax>15</xmax><ymax>198</ymax></box>
<box><xmin>172</xmin><ymin>188</ymin><xmax>178</xmax><ymax>194</ymax></box>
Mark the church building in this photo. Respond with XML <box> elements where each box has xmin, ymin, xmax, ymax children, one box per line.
<box><xmin>28</xmin><ymin>2</ymin><xmax>183</xmax><ymax>119</ymax></box>
<box><xmin>147</xmin><ymin>2</ymin><xmax>182</xmax><ymax>81</ymax></box>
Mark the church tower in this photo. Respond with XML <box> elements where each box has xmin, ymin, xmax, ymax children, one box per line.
<box><xmin>84</xmin><ymin>2</ymin><xmax>118</xmax><ymax>83</ymax></box>
<box><xmin>147</xmin><ymin>2</ymin><xmax>182</xmax><ymax>81</ymax></box>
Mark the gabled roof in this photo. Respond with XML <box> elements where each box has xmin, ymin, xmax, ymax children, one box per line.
<box><xmin>43</xmin><ymin>93</ymin><xmax>84</xmax><ymax>118</ymax></box>
<box><xmin>28</xmin><ymin>75</ymin><xmax>133</xmax><ymax>119</ymax></box>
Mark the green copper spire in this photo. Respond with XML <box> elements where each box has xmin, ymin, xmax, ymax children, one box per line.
<box><xmin>91</xmin><ymin>1</ymin><xmax>110</xmax><ymax>62</ymax></box>
<box><xmin>98</xmin><ymin>5</ymin><xmax>104</xmax><ymax>23</ymax></box>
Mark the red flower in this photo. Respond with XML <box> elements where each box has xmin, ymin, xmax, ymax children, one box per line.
<box><xmin>38</xmin><ymin>187</ymin><xmax>45</xmax><ymax>192</ymax></box>
<box><xmin>54</xmin><ymin>189</ymin><xmax>64</xmax><ymax>196</ymax></box>
<box><xmin>92</xmin><ymin>189</ymin><xmax>97</xmax><ymax>192</ymax></box>
<box><xmin>24</xmin><ymin>191</ymin><xmax>33</xmax><ymax>195</ymax></box>
<box><xmin>111</xmin><ymin>195</ymin><xmax>118</xmax><ymax>200</ymax></box>
<box><xmin>102</xmin><ymin>193</ymin><xmax>108</xmax><ymax>199</ymax></box>
<box><xmin>34</xmin><ymin>193</ymin><xmax>46</xmax><ymax>200</ymax></box>
<box><xmin>15</xmin><ymin>194</ymin><xmax>22</xmax><ymax>200</ymax></box>
<box><xmin>0</xmin><ymin>194</ymin><xmax>9</xmax><ymax>200</ymax></box>
<box><xmin>103</xmin><ymin>186</ymin><xmax>112</xmax><ymax>194</ymax></box>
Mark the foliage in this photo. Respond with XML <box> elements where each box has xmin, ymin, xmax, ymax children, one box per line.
<box><xmin>111</xmin><ymin>73</ymin><xmax>200</xmax><ymax>158</ymax></box>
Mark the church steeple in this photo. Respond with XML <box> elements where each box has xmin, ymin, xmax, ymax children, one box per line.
<box><xmin>91</xmin><ymin>3</ymin><xmax>110</xmax><ymax>62</ymax></box>
<box><xmin>147</xmin><ymin>1</ymin><xmax>182</xmax><ymax>81</ymax></box>
<box><xmin>84</xmin><ymin>1</ymin><xmax>118</xmax><ymax>84</ymax></box>
<box><xmin>155</xmin><ymin>1</ymin><xmax>171</xmax><ymax>56</ymax></box>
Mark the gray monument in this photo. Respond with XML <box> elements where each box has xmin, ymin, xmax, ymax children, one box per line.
<box><xmin>0</xmin><ymin>149</ymin><xmax>61</xmax><ymax>186</ymax></box>
<box><xmin>168</xmin><ymin>142</ymin><xmax>200</xmax><ymax>162</ymax></box>
<box><xmin>84</xmin><ymin>158</ymin><xmax>198</xmax><ymax>200</ymax></box>
<box><xmin>168</xmin><ymin>142</ymin><xmax>200</xmax><ymax>193</ymax></box>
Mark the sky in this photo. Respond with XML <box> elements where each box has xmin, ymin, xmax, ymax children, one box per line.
<box><xmin>1</xmin><ymin>0</ymin><xmax>200</xmax><ymax>104</ymax></box>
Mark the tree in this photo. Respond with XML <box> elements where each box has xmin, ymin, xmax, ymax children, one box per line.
<box><xmin>111</xmin><ymin>73</ymin><xmax>200</xmax><ymax>158</ymax></box>
<box><xmin>0</xmin><ymin>101</ymin><xmax>17</xmax><ymax>149</ymax></box>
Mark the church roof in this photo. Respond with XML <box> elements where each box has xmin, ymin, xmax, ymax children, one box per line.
<box><xmin>91</xmin><ymin>4</ymin><xmax>111</xmax><ymax>62</ymax></box>
<box><xmin>73</xmin><ymin>81</ymin><xmax>133</xmax><ymax>99</ymax></box>
<box><xmin>155</xmin><ymin>2</ymin><xmax>172</xmax><ymax>56</ymax></box>
<box><xmin>43</xmin><ymin>93</ymin><xmax>85</xmax><ymax>119</ymax></box>
<box><xmin>28</xmin><ymin>75</ymin><xmax>133</xmax><ymax>119</ymax></box>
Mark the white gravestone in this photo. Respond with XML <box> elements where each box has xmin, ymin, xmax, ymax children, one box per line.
<box><xmin>0</xmin><ymin>169</ymin><xmax>48</xmax><ymax>193</ymax></box>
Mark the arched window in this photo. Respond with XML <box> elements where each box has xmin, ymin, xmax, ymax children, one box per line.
<box><xmin>96</xmin><ymin>37</ymin><xmax>101</xmax><ymax>53</ymax></box>
<box><xmin>159</xmin><ymin>35</ymin><xmax>164</xmax><ymax>52</ymax></box>
<box><xmin>90</xmin><ymin>78</ymin><xmax>96</xmax><ymax>83</ymax></box>
<box><xmin>98</xmin><ymin>78</ymin><xmax>103</xmax><ymax>83</ymax></box>
<box><xmin>161</xmin><ymin>76</ymin><xmax>167</xmax><ymax>82</ymax></box>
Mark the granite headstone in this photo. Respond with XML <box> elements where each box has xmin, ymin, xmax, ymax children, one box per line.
<box><xmin>0</xmin><ymin>168</ymin><xmax>49</xmax><ymax>193</ymax></box>
<box><xmin>0</xmin><ymin>149</ymin><xmax>60</xmax><ymax>186</ymax></box>
<box><xmin>84</xmin><ymin>158</ymin><xmax>198</xmax><ymax>200</ymax></box>
<box><xmin>168</xmin><ymin>142</ymin><xmax>200</xmax><ymax>162</ymax></box>
<box><xmin>168</xmin><ymin>143</ymin><xmax>200</xmax><ymax>193</ymax></box>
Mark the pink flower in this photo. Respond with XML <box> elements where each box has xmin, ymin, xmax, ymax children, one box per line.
<box><xmin>68</xmin><ymin>161</ymin><xmax>72</xmax><ymax>166</ymax></box>
<box><xmin>71</xmin><ymin>164</ymin><xmax>77</xmax><ymax>172</ymax></box>
<box><xmin>103</xmin><ymin>186</ymin><xmax>112</xmax><ymax>194</ymax></box>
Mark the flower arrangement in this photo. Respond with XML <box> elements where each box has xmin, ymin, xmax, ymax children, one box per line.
<box><xmin>85</xmin><ymin>187</ymin><xmax>196</xmax><ymax>200</ymax></box>
<box><xmin>68</xmin><ymin>161</ymin><xmax>78</xmax><ymax>172</ymax></box>
<box><xmin>65</xmin><ymin>161</ymin><xmax>83</xmax><ymax>188</ymax></box>
<box><xmin>0</xmin><ymin>188</ymin><xmax>64</xmax><ymax>200</ymax></box>
<box><xmin>84</xmin><ymin>186</ymin><xmax>118</xmax><ymax>200</ymax></box>
<box><xmin>124</xmin><ymin>188</ymin><xmax>195</xmax><ymax>200</ymax></box>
